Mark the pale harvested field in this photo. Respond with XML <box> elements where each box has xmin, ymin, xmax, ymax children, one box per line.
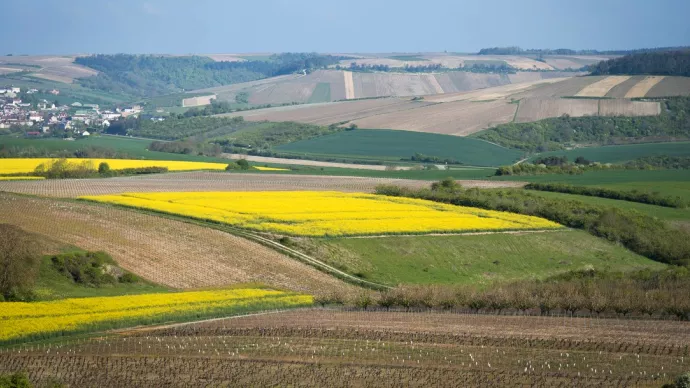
<box><xmin>353</xmin><ymin>72</ymin><xmax>443</xmax><ymax>97</ymax></box>
<box><xmin>343</xmin><ymin>70</ymin><xmax>355</xmax><ymax>99</ymax></box>
<box><xmin>222</xmin><ymin>154</ymin><xmax>412</xmax><ymax>170</ymax></box>
<box><xmin>575</xmin><ymin>76</ymin><xmax>631</xmax><ymax>97</ymax></box>
<box><xmin>514</xmin><ymin>76</ymin><xmax>603</xmax><ymax>98</ymax></box>
<box><xmin>248</xmin><ymin>81</ymin><xmax>317</xmax><ymax>105</ymax></box>
<box><xmin>624</xmin><ymin>76</ymin><xmax>666</xmax><ymax>98</ymax></box>
<box><xmin>599</xmin><ymin>99</ymin><xmax>661</xmax><ymax>116</ymax></box>
<box><xmin>221</xmin><ymin>98</ymin><xmax>431</xmax><ymax>125</ymax></box>
<box><xmin>514</xmin><ymin>98</ymin><xmax>599</xmax><ymax>122</ymax></box>
<box><xmin>0</xmin><ymin>55</ymin><xmax>98</xmax><ymax>83</ymax></box>
<box><xmin>0</xmin><ymin>192</ymin><xmax>355</xmax><ymax>294</ymax></box>
<box><xmin>204</xmin><ymin>54</ymin><xmax>247</xmax><ymax>62</ymax></box>
<box><xmin>603</xmin><ymin>76</ymin><xmax>644</xmax><ymax>98</ymax></box>
<box><xmin>348</xmin><ymin>100</ymin><xmax>517</xmax><ymax>136</ymax></box>
<box><xmin>0</xmin><ymin>67</ymin><xmax>23</xmax><ymax>75</ymax></box>
<box><xmin>645</xmin><ymin>76</ymin><xmax>690</xmax><ymax>97</ymax></box>
<box><xmin>425</xmin><ymin>77</ymin><xmax>570</xmax><ymax>103</ymax></box>
<box><xmin>542</xmin><ymin>55</ymin><xmax>610</xmax><ymax>70</ymax></box>
<box><xmin>182</xmin><ymin>94</ymin><xmax>216</xmax><ymax>107</ymax></box>
<box><xmin>0</xmin><ymin>172</ymin><xmax>523</xmax><ymax>198</ymax></box>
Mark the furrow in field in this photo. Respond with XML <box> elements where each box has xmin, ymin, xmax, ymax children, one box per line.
<box><xmin>343</xmin><ymin>71</ymin><xmax>355</xmax><ymax>99</ymax></box>
<box><xmin>624</xmin><ymin>76</ymin><xmax>666</xmax><ymax>98</ymax></box>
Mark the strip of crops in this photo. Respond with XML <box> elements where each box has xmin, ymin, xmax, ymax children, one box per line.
<box><xmin>0</xmin><ymin>289</ymin><xmax>312</xmax><ymax>344</ymax></box>
<box><xmin>0</xmin><ymin>158</ymin><xmax>227</xmax><ymax>175</ymax></box>
<box><xmin>525</xmin><ymin>182</ymin><xmax>687</xmax><ymax>208</ymax></box>
<box><xmin>79</xmin><ymin>191</ymin><xmax>562</xmax><ymax>237</ymax></box>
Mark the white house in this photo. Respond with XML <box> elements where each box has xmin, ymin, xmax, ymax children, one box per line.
<box><xmin>102</xmin><ymin>120</ymin><xmax>110</xmax><ymax>128</ymax></box>
<box><xmin>81</xmin><ymin>130</ymin><xmax>90</xmax><ymax>136</ymax></box>
<box><xmin>10</xmin><ymin>87</ymin><xmax>20</xmax><ymax>93</ymax></box>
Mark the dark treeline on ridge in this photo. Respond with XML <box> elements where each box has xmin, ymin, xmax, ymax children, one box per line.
<box><xmin>478</xmin><ymin>46</ymin><xmax>690</xmax><ymax>56</ymax></box>
<box><xmin>589</xmin><ymin>51</ymin><xmax>690</xmax><ymax>77</ymax></box>
<box><xmin>75</xmin><ymin>53</ymin><xmax>351</xmax><ymax>97</ymax></box>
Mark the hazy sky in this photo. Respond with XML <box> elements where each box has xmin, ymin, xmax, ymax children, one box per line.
<box><xmin>2</xmin><ymin>0</ymin><xmax>689</xmax><ymax>55</ymax></box>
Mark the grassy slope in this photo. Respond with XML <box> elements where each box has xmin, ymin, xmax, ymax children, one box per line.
<box><xmin>305</xmin><ymin>230</ymin><xmax>663</xmax><ymax>286</ymax></box>
<box><xmin>275</xmin><ymin>129</ymin><xmax>523</xmax><ymax>167</ymax></box>
<box><xmin>308</xmin><ymin>83</ymin><xmax>331</xmax><ymax>103</ymax></box>
<box><xmin>531</xmin><ymin>142</ymin><xmax>690</xmax><ymax>164</ymax></box>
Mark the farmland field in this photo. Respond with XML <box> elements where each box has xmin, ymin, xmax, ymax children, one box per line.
<box><xmin>0</xmin><ymin>288</ymin><xmax>311</xmax><ymax>343</ymax></box>
<box><xmin>575</xmin><ymin>76</ymin><xmax>631</xmax><ymax>97</ymax></box>
<box><xmin>0</xmin><ymin>193</ymin><xmax>356</xmax><ymax>294</ymax></box>
<box><xmin>298</xmin><ymin>230</ymin><xmax>662</xmax><ymax>285</ymax></box>
<box><xmin>276</xmin><ymin>129</ymin><xmax>524</xmax><ymax>166</ymax></box>
<box><xmin>1</xmin><ymin>310</ymin><xmax>687</xmax><ymax>387</ymax></box>
<box><xmin>0</xmin><ymin>158</ymin><xmax>228</xmax><ymax>175</ymax></box>
<box><xmin>81</xmin><ymin>191</ymin><xmax>561</xmax><ymax>237</ymax></box>
<box><xmin>529</xmin><ymin>142</ymin><xmax>690</xmax><ymax>164</ymax></box>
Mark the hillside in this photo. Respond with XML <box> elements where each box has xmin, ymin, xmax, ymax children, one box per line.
<box><xmin>218</xmin><ymin>75</ymin><xmax>690</xmax><ymax>136</ymax></box>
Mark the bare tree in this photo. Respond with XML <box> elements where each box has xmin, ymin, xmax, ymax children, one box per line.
<box><xmin>0</xmin><ymin>224</ymin><xmax>41</xmax><ymax>300</ymax></box>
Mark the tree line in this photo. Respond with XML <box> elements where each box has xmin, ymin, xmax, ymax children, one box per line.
<box><xmin>375</xmin><ymin>179</ymin><xmax>690</xmax><ymax>267</ymax></box>
<box><xmin>474</xmin><ymin>97</ymin><xmax>690</xmax><ymax>152</ymax></box>
<box><xmin>524</xmin><ymin>182</ymin><xmax>687</xmax><ymax>208</ymax></box>
<box><xmin>75</xmin><ymin>53</ymin><xmax>352</xmax><ymax>98</ymax></box>
<box><xmin>319</xmin><ymin>267</ymin><xmax>690</xmax><ymax>321</ymax></box>
<box><xmin>478</xmin><ymin>46</ymin><xmax>690</xmax><ymax>56</ymax></box>
<box><xmin>589</xmin><ymin>51</ymin><xmax>690</xmax><ymax>77</ymax></box>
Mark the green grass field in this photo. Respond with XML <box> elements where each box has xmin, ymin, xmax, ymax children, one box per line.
<box><xmin>276</xmin><ymin>129</ymin><xmax>523</xmax><ymax>167</ymax></box>
<box><xmin>494</xmin><ymin>169</ymin><xmax>690</xmax><ymax>201</ymax></box>
<box><xmin>308</xmin><ymin>83</ymin><xmax>332</xmax><ymax>103</ymax></box>
<box><xmin>302</xmin><ymin>230</ymin><xmax>663</xmax><ymax>286</ymax></box>
<box><xmin>531</xmin><ymin>142</ymin><xmax>690</xmax><ymax>164</ymax></box>
<box><xmin>463</xmin><ymin>59</ymin><xmax>509</xmax><ymax>67</ymax></box>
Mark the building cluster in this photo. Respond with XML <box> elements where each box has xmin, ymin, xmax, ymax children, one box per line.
<box><xmin>0</xmin><ymin>86</ymin><xmax>144</xmax><ymax>137</ymax></box>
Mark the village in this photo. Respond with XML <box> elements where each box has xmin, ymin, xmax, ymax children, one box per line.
<box><xmin>0</xmin><ymin>86</ymin><xmax>144</xmax><ymax>139</ymax></box>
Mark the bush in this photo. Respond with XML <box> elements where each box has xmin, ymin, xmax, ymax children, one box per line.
<box><xmin>0</xmin><ymin>371</ymin><xmax>32</xmax><ymax>388</ymax></box>
<box><xmin>50</xmin><ymin>251</ymin><xmax>118</xmax><ymax>287</ymax></box>
<box><xmin>236</xmin><ymin>159</ymin><xmax>250</xmax><ymax>170</ymax></box>
<box><xmin>98</xmin><ymin>162</ymin><xmax>110</xmax><ymax>174</ymax></box>
<box><xmin>34</xmin><ymin>158</ymin><xmax>97</xmax><ymax>179</ymax></box>
<box><xmin>118</xmin><ymin>273</ymin><xmax>139</xmax><ymax>284</ymax></box>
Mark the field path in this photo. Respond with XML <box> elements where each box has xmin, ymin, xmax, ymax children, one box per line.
<box><xmin>343</xmin><ymin>71</ymin><xmax>355</xmax><ymax>99</ymax></box>
<box><xmin>346</xmin><ymin>228</ymin><xmax>570</xmax><ymax>239</ymax></box>
<box><xmin>624</xmin><ymin>76</ymin><xmax>665</xmax><ymax>98</ymax></box>
<box><xmin>576</xmin><ymin>76</ymin><xmax>631</xmax><ymax>97</ymax></box>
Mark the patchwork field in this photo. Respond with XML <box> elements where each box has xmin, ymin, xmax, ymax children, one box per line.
<box><xmin>81</xmin><ymin>191</ymin><xmax>561</xmax><ymax>237</ymax></box>
<box><xmin>2</xmin><ymin>310</ymin><xmax>686</xmax><ymax>387</ymax></box>
<box><xmin>220</xmin><ymin>75</ymin><xmax>680</xmax><ymax>136</ymax></box>
<box><xmin>528</xmin><ymin>142</ymin><xmax>690</xmax><ymax>164</ymax></box>
<box><xmin>0</xmin><ymin>55</ymin><xmax>98</xmax><ymax>83</ymax></box>
<box><xmin>0</xmin><ymin>192</ymin><xmax>356</xmax><ymax>294</ymax></box>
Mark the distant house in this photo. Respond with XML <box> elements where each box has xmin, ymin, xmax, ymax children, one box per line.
<box><xmin>71</xmin><ymin>102</ymin><xmax>83</xmax><ymax>107</ymax></box>
<box><xmin>11</xmin><ymin>87</ymin><xmax>20</xmax><ymax>94</ymax></box>
<box><xmin>81</xmin><ymin>130</ymin><xmax>90</xmax><ymax>136</ymax></box>
<box><xmin>102</xmin><ymin>120</ymin><xmax>110</xmax><ymax>128</ymax></box>
<box><xmin>49</xmin><ymin>89</ymin><xmax>60</xmax><ymax>95</ymax></box>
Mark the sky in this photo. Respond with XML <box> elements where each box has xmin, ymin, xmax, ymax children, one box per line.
<box><xmin>1</xmin><ymin>0</ymin><xmax>689</xmax><ymax>55</ymax></box>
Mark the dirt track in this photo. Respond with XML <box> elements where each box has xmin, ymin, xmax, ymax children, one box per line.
<box><xmin>222</xmin><ymin>154</ymin><xmax>412</xmax><ymax>170</ymax></box>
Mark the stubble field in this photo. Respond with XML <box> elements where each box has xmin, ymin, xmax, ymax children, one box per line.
<box><xmin>1</xmin><ymin>309</ymin><xmax>687</xmax><ymax>387</ymax></box>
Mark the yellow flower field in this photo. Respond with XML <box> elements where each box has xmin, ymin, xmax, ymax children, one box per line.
<box><xmin>0</xmin><ymin>289</ymin><xmax>312</xmax><ymax>342</ymax></box>
<box><xmin>0</xmin><ymin>158</ymin><xmax>228</xmax><ymax>174</ymax></box>
<box><xmin>253</xmin><ymin>166</ymin><xmax>290</xmax><ymax>171</ymax></box>
<box><xmin>81</xmin><ymin>191</ymin><xmax>562</xmax><ymax>237</ymax></box>
<box><xmin>0</xmin><ymin>176</ymin><xmax>45</xmax><ymax>181</ymax></box>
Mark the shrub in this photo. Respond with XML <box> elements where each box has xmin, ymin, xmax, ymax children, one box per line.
<box><xmin>98</xmin><ymin>162</ymin><xmax>110</xmax><ymax>174</ymax></box>
<box><xmin>50</xmin><ymin>251</ymin><xmax>118</xmax><ymax>287</ymax></box>
<box><xmin>0</xmin><ymin>225</ymin><xmax>40</xmax><ymax>301</ymax></box>
<box><xmin>118</xmin><ymin>273</ymin><xmax>139</xmax><ymax>284</ymax></box>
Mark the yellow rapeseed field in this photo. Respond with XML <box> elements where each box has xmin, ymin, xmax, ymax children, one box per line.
<box><xmin>253</xmin><ymin>166</ymin><xmax>290</xmax><ymax>171</ymax></box>
<box><xmin>0</xmin><ymin>176</ymin><xmax>45</xmax><ymax>181</ymax></box>
<box><xmin>81</xmin><ymin>191</ymin><xmax>562</xmax><ymax>237</ymax></box>
<box><xmin>0</xmin><ymin>158</ymin><xmax>228</xmax><ymax>174</ymax></box>
<box><xmin>0</xmin><ymin>289</ymin><xmax>312</xmax><ymax>341</ymax></box>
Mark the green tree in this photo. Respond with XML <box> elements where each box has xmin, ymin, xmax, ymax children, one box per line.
<box><xmin>98</xmin><ymin>162</ymin><xmax>111</xmax><ymax>175</ymax></box>
<box><xmin>0</xmin><ymin>225</ymin><xmax>41</xmax><ymax>300</ymax></box>
<box><xmin>236</xmin><ymin>159</ymin><xmax>249</xmax><ymax>170</ymax></box>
